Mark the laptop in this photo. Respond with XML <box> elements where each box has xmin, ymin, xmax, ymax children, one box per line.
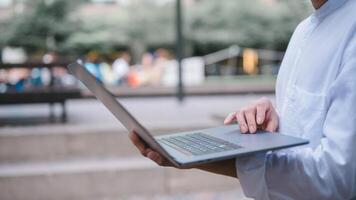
<box><xmin>68</xmin><ymin>62</ymin><xmax>308</xmax><ymax>168</ymax></box>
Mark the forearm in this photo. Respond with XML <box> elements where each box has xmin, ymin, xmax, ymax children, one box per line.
<box><xmin>193</xmin><ymin>158</ymin><xmax>237</xmax><ymax>178</ymax></box>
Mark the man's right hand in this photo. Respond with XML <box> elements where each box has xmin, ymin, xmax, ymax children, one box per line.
<box><xmin>224</xmin><ymin>97</ymin><xmax>279</xmax><ymax>134</ymax></box>
<box><xmin>129</xmin><ymin>131</ymin><xmax>175</xmax><ymax>167</ymax></box>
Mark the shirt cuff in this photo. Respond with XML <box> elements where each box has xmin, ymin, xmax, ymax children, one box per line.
<box><xmin>236</xmin><ymin>152</ymin><xmax>270</xmax><ymax>200</ymax></box>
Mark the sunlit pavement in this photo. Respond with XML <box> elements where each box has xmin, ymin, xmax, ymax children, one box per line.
<box><xmin>0</xmin><ymin>94</ymin><xmax>273</xmax><ymax>200</ymax></box>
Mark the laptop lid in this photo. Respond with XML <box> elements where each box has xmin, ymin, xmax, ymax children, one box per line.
<box><xmin>67</xmin><ymin>62</ymin><xmax>176</xmax><ymax>164</ymax></box>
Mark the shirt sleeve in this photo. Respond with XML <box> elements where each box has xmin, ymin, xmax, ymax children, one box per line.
<box><xmin>236</xmin><ymin>51</ymin><xmax>356</xmax><ymax>199</ymax></box>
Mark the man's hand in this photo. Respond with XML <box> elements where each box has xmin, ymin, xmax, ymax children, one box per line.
<box><xmin>224</xmin><ymin>97</ymin><xmax>279</xmax><ymax>134</ymax></box>
<box><xmin>129</xmin><ymin>131</ymin><xmax>175</xmax><ymax>167</ymax></box>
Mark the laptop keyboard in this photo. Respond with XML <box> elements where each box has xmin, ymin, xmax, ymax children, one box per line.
<box><xmin>157</xmin><ymin>133</ymin><xmax>241</xmax><ymax>156</ymax></box>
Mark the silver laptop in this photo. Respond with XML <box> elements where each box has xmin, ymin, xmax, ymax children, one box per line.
<box><xmin>68</xmin><ymin>62</ymin><xmax>308</xmax><ymax>167</ymax></box>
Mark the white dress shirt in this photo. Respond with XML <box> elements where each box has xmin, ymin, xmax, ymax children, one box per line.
<box><xmin>235</xmin><ymin>0</ymin><xmax>356</xmax><ymax>199</ymax></box>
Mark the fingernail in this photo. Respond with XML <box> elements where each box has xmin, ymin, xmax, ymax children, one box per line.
<box><xmin>241</xmin><ymin>125</ymin><xmax>247</xmax><ymax>133</ymax></box>
<box><xmin>257</xmin><ymin>117</ymin><xmax>262</xmax><ymax>124</ymax></box>
<box><xmin>250</xmin><ymin>126</ymin><xmax>257</xmax><ymax>133</ymax></box>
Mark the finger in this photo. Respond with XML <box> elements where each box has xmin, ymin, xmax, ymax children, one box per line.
<box><xmin>147</xmin><ymin>151</ymin><xmax>163</xmax><ymax>165</ymax></box>
<box><xmin>245</xmin><ymin>108</ymin><xmax>257</xmax><ymax>133</ymax></box>
<box><xmin>224</xmin><ymin>112</ymin><xmax>237</xmax><ymax>125</ymax></box>
<box><xmin>147</xmin><ymin>149</ymin><xmax>173</xmax><ymax>167</ymax></box>
<box><xmin>236</xmin><ymin>111</ymin><xmax>248</xmax><ymax>133</ymax></box>
<box><xmin>129</xmin><ymin>131</ymin><xmax>148</xmax><ymax>156</ymax></box>
<box><xmin>265</xmin><ymin>116</ymin><xmax>279</xmax><ymax>132</ymax></box>
<box><xmin>256</xmin><ymin>103</ymin><xmax>267</xmax><ymax>125</ymax></box>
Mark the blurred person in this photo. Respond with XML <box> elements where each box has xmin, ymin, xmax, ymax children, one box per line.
<box><xmin>7</xmin><ymin>68</ymin><xmax>29</xmax><ymax>86</ymax></box>
<box><xmin>52</xmin><ymin>67</ymin><xmax>66</xmax><ymax>86</ymax></box>
<box><xmin>30</xmin><ymin>68</ymin><xmax>42</xmax><ymax>87</ymax></box>
<box><xmin>100</xmin><ymin>58</ymin><xmax>116</xmax><ymax>86</ymax></box>
<box><xmin>112</xmin><ymin>52</ymin><xmax>131</xmax><ymax>85</ymax></box>
<box><xmin>40</xmin><ymin>67</ymin><xmax>51</xmax><ymax>87</ymax></box>
<box><xmin>52</xmin><ymin>67</ymin><xmax>76</xmax><ymax>87</ymax></box>
<box><xmin>136</xmin><ymin>51</ymin><xmax>168</xmax><ymax>86</ymax></box>
<box><xmin>0</xmin><ymin>69</ymin><xmax>8</xmax><ymax>84</ymax></box>
<box><xmin>128</xmin><ymin>0</ymin><xmax>356</xmax><ymax>199</ymax></box>
<box><xmin>84</xmin><ymin>51</ymin><xmax>103</xmax><ymax>81</ymax></box>
<box><xmin>127</xmin><ymin>66</ymin><xmax>140</xmax><ymax>88</ymax></box>
<box><xmin>152</xmin><ymin>48</ymin><xmax>172</xmax><ymax>85</ymax></box>
<box><xmin>6</xmin><ymin>68</ymin><xmax>30</xmax><ymax>92</ymax></box>
<box><xmin>135</xmin><ymin>52</ymin><xmax>155</xmax><ymax>86</ymax></box>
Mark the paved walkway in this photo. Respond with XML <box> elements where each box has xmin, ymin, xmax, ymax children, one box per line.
<box><xmin>0</xmin><ymin>94</ymin><xmax>274</xmax><ymax>131</ymax></box>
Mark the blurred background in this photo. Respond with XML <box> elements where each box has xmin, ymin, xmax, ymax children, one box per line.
<box><xmin>0</xmin><ymin>0</ymin><xmax>311</xmax><ymax>199</ymax></box>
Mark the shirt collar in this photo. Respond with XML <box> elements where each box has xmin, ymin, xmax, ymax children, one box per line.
<box><xmin>313</xmin><ymin>0</ymin><xmax>348</xmax><ymax>21</ymax></box>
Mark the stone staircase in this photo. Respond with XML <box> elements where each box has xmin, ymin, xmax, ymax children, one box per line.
<box><xmin>0</xmin><ymin>124</ymin><xmax>247</xmax><ymax>200</ymax></box>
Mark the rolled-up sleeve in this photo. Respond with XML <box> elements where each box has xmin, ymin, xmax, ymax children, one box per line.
<box><xmin>236</xmin><ymin>55</ymin><xmax>356</xmax><ymax>199</ymax></box>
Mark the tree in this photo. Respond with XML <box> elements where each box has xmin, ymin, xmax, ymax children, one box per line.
<box><xmin>64</xmin><ymin>0</ymin><xmax>175</xmax><ymax>60</ymax></box>
<box><xmin>186</xmin><ymin>0</ymin><xmax>311</xmax><ymax>51</ymax></box>
<box><xmin>1</xmin><ymin>0</ymin><xmax>83</xmax><ymax>54</ymax></box>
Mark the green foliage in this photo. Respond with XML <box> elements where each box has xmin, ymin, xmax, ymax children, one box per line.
<box><xmin>63</xmin><ymin>0</ymin><xmax>175</xmax><ymax>55</ymax></box>
<box><xmin>1</xmin><ymin>0</ymin><xmax>82</xmax><ymax>53</ymax></box>
<box><xmin>187</xmin><ymin>0</ymin><xmax>311</xmax><ymax>50</ymax></box>
<box><xmin>0</xmin><ymin>0</ymin><xmax>311</xmax><ymax>56</ymax></box>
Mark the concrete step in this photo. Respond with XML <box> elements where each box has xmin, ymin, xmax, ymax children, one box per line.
<box><xmin>0</xmin><ymin>157</ymin><xmax>246</xmax><ymax>200</ymax></box>
<box><xmin>0</xmin><ymin>123</ymin><xmax>218</xmax><ymax>163</ymax></box>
